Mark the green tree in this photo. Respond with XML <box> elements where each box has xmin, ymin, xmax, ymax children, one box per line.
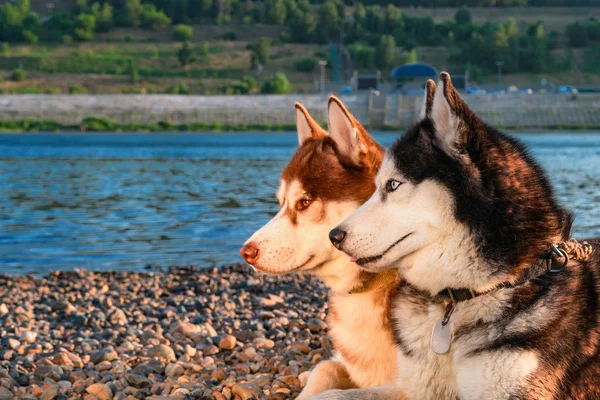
<box><xmin>494</xmin><ymin>24</ymin><xmax>509</xmax><ymax>47</ymax></box>
<box><xmin>188</xmin><ymin>0</ymin><xmax>214</xmax><ymax>19</ymax></box>
<box><xmin>119</xmin><ymin>0</ymin><xmax>143</xmax><ymax>27</ymax></box>
<box><xmin>174</xmin><ymin>24</ymin><xmax>193</xmax><ymax>41</ymax></box>
<box><xmin>91</xmin><ymin>2</ymin><xmax>113</xmax><ymax>32</ymax></box>
<box><xmin>316</xmin><ymin>0</ymin><xmax>340</xmax><ymax>42</ymax></box>
<box><xmin>365</xmin><ymin>6</ymin><xmax>385</xmax><ymax>34</ymax></box>
<box><xmin>261</xmin><ymin>72</ymin><xmax>292</xmax><ymax>94</ymax></box>
<box><xmin>286</xmin><ymin>10</ymin><xmax>316</xmax><ymax>43</ymax></box>
<box><xmin>0</xmin><ymin>0</ymin><xmax>39</xmax><ymax>43</ymax></box>
<box><xmin>141</xmin><ymin>4</ymin><xmax>171</xmax><ymax>29</ymax></box>
<box><xmin>74</xmin><ymin>14</ymin><xmax>96</xmax><ymax>41</ymax></box>
<box><xmin>178</xmin><ymin>41</ymin><xmax>195</xmax><ymax>66</ymax></box>
<box><xmin>266</xmin><ymin>0</ymin><xmax>287</xmax><ymax>25</ymax></box>
<box><xmin>352</xmin><ymin>2</ymin><xmax>366</xmax><ymax>38</ymax></box>
<box><xmin>348</xmin><ymin>43</ymin><xmax>375</xmax><ymax>69</ymax></box>
<box><xmin>385</xmin><ymin>5</ymin><xmax>402</xmax><ymax>35</ymax></box>
<box><xmin>375</xmin><ymin>35</ymin><xmax>395</xmax><ymax>69</ymax></box>
<box><xmin>400</xmin><ymin>47</ymin><xmax>417</xmax><ymax>64</ymax></box>
<box><xmin>251</xmin><ymin>38</ymin><xmax>270</xmax><ymax>66</ymax></box>
<box><xmin>535</xmin><ymin>23</ymin><xmax>546</xmax><ymax>40</ymax></box>
<box><xmin>585</xmin><ymin>17</ymin><xmax>600</xmax><ymax>41</ymax></box>
<box><xmin>455</xmin><ymin>6</ymin><xmax>472</xmax><ymax>25</ymax></box>
<box><xmin>71</xmin><ymin>0</ymin><xmax>89</xmax><ymax>16</ymax></box>
<box><xmin>566</xmin><ymin>22</ymin><xmax>588</xmax><ymax>48</ymax></box>
<box><xmin>505</xmin><ymin>18</ymin><xmax>519</xmax><ymax>38</ymax></box>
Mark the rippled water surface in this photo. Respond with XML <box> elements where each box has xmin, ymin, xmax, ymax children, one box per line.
<box><xmin>1</xmin><ymin>132</ymin><xmax>599</xmax><ymax>274</ymax></box>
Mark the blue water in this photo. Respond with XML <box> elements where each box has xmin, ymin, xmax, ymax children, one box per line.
<box><xmin>0</xmin><ymin>132</ymin><xmax>599</xmax><ymax>274</ymax></box>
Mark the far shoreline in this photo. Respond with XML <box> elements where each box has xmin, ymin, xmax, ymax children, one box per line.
<box><xmin>1</xmin><ymin>120</ymin><xmax>600</xmax><ymax>135</ymax></box>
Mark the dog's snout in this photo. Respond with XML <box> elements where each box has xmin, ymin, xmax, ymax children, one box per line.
<box><xmin>240</xmin><ymin>242</ymin><xmax>259</xmax><ymax>264</ymax></box>
<box><xmin>329</xmin><ymin>227</ymin><xmax>347</xmax><ymax>249</ymax></box>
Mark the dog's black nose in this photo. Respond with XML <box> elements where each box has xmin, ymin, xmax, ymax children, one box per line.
<box><xmin>329</xmin><ymin>227</ymin><xmax>347</xmax><ymax>248</ymax></box>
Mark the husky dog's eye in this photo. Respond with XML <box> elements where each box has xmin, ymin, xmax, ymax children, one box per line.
<box><xmin>296</xmin><ymin>198</ymin><xmax>312</xmax><ymax>211</ymax></box>
<box><xmin>385</xmin><ymin>179</ymin><xmax>402</xmax><ymax>193</ymax></box>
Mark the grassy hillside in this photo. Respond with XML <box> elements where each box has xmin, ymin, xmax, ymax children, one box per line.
<box><xmin>0</xmin><ymin>5</ymin><xmax>598</xmax><ymax>95</ymax></box>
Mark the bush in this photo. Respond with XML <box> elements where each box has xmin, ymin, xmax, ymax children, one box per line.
<box><xmin>295</xmin><ymin>58</ymin><xmax>317</xmax><ymax>72</ymax></box>
<box><xmin>124</xmin><ymin>34</ymin><xmax>133</xmax><ymax>42</ymax></box>
<box><xmin>22</xmin><ymin>30</ymin><xmax>38</xmax><ymax>44</ymax></box>
<box><xmin>400</xmin><ymin>48</ymin><xmax>417</xmax><ymax>65</ymax></box>
<box><xmin>11</xmin><ymin>68</ymin><xmax>25</xmax><ymax>82</ymax></box>
<box><xmin>69</xmin><ymin>85</ymin><xmax>88</xmax><ymax>94</ymax></box>
<box><xmin>167</xmin><ymin>82</ymin><xmax>189</xmax><ymax>94</ymax></box>
<box><xmin>129</xmin><ymin>59</ymin><xmax>139</xmax><ymax>84</ymax></box>
<box><xmin>227</xmin><ymin>81</ymin><xmax>250</xmax><ymax>94</ymax></box>
<box><xmin>221</xmin><ymin>31</ymin><xmax>237</xmax><ymax>40</ymax></box>
<box><xmin>199</xmin><ymin>41</ymin><xmax>210</xmax><ymax>56</ymax></box>
<box><xmin>82</xmin><ymin>117</ymin><xmax>116</xmax><ymax>131</ymax></box>
<box><xmin>583</xmin><ymin>46</ymin><xmax>600</xmax><ymax>73</ymax></box>
<box><xmin>348</xmin><ymin>43</ymin><xmax>375</xmax><ymax>69</ymax></box>
<box><xmin>260</xmin><ymin>72</ymin><xmax>292</xmax><ymax>94</ymax></box>
<box><xmin>226</xmin><ymin>76</ymin><xmax>259</xmax><ymax>94</ymax></box>
<box><xmin>62</xmin><ymin>34</ymin><xmax>73</xmax><ymax>44</ymax></box>
<box><xmin>244</xmin><ymin>76</ymin><xmax>258</xmax><ymax>91</ymax></box>
<box><xmin>173</xmin><ymin>24</ymin><xmax>193</xmax><ymax>41</ymax></box>
<box><xmin>0</xmin><ymin>43</ymin><xmax>9</xmax><ymax>55</ymax></box>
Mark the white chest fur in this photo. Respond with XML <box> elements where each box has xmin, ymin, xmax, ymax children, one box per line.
<box><xmin>392</xmin><ymin>293</ymin><xmax>539</xmax><ymax>400</ymax></box>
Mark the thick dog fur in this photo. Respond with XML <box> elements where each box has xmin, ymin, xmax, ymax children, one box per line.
<box><xmin>240</xmin><ymin>98</ymin><xmax>400</xmax><ymax>397</ymax></box>
<box><xmin>313</xmin><ymin>73</ymin><xmax>600</xmax><ymax>400</ymax></box>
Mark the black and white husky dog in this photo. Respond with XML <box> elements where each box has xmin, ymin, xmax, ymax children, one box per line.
<box><xmin>310</xmin><ymin>73</ymin><xmax>600</xmax><ymax>400</ymax></box>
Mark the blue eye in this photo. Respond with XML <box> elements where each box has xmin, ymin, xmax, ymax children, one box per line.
<box><xmin>385</xmin><ymin>179</ymin><xmax>402</xmax><ymax>193</ymax></box>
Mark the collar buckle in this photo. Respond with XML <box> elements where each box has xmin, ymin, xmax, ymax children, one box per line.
<box><xmin>548</xmin><ymin>243</ymin><xmax>569</xmax><ymax>273</ymax></box>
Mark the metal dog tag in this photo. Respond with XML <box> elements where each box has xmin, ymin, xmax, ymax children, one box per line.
<box><xmin>431</xmin><ymin>319</ymin><xmax>452</xmax><ymax>355</ymax></box>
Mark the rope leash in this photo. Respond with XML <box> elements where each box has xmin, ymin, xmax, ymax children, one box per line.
<box><xmin>555</xmin><ymin>239</ymin><xmax>593</xmax><ymax>262</ymax></box>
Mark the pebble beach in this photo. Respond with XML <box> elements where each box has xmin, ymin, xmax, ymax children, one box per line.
<box><xmin>0</xmin><ymin>265</ymin><xmax>332</xmax><ymax>400</ymax></box>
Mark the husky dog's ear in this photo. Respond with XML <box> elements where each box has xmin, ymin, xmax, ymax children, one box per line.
<box><xmin>327</xmin><ymin>96</ymin><xmax>368</xmax><ymax>165</ymax></box>
<box><xmin>295</xmin><ymin>103</ymin><xmax>326</xmax><ymax>145</ymax></box>
<box><xmin>431</xmin><ymin>72</ymin><xmax>471</xmax><ymax>152</ymax></box>
<box><xmin>419</xmin><ymin>79</ymin><xmax>436</xmax><ymax>119</ymax></box>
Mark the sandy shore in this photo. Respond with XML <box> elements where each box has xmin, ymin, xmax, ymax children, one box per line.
<box><xmin>0</xmin><ymin>265</ymin><xmax>331</xmax><ymax>400</ymax></box>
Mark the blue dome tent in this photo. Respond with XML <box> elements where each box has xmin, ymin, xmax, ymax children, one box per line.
<box><xmin>390</xmin><ymin>63</ymin><xmax>438</xmax><ymax>79</ymax></box>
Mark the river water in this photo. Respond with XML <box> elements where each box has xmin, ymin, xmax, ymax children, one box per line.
<box><xmin>1</xmin><ymin>132</ymin><xmax>599</xmax><ymax>274</ymax></box>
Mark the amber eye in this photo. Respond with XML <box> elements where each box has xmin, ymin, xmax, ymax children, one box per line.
<box><xmin>296</xmin><ymin>198</ymin><xmax>312</xmax><ymax>211</ymax></box>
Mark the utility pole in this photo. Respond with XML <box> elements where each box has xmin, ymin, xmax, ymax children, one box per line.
<box><xmin>319</xmin><ymin>60</ymin><xmax>327</xmax><ymax>95</ymax></box>
<box><xmin>495</xmin><ymin>61</ymin><xmax>504</xmax><ymax>91</ymax></box>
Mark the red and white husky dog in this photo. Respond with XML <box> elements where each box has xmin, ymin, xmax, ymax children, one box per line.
<box><xmin>240</xmin><ymin>97</ymin><xmax>399</xmax><ymax>398</ymax></box>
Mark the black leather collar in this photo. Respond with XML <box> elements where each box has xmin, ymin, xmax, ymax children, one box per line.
<box><xmin>435</xmin><ymin>247</ymin><xmax>568</xmax><ymax>303</ymax></box>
